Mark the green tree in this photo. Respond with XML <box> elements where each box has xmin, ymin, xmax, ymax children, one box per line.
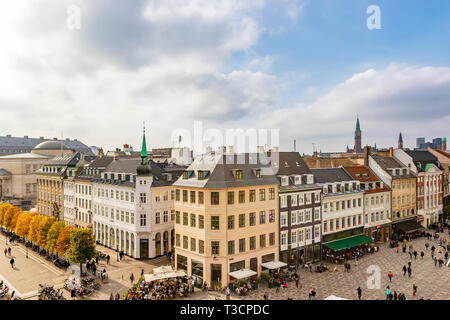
<box><xmin>67</xmin><ymin>228</ymin><xmax>96</xmax><ymax>274</ymax></box>
<box><xmin>38</xmin><ymin>217</ymin><xmax>56</xmax><ymax>247</ymax></box>
<box><xmin>46</xmin><ymin>221</ymin><xmax>65</xmax><ymax>254</ymax></box>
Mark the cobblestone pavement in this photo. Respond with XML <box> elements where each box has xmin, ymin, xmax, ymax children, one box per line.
<box><xmin>0</xmin><ymin>234</ymin><xmax>170</xmax><ymax>300</ymax></box>
<box><xmin>242</xmin><ymin>231</ymin><xmax>450</xmax><ymax>301</ymax></box>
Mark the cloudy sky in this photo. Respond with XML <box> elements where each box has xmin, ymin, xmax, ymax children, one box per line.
<box><xmin>1</xmin><ymin>0</ymin><xmax>449</xmax><ymax>154</ymax></box>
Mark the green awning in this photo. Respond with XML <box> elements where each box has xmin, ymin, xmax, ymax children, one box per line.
<box><xmin>324</xmin><ymin>234</ymin><xmax>373</xmax><ymax>251</ymax></box>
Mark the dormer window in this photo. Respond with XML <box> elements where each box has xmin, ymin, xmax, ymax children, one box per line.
<box><xmin>295</xmin><ymin>175</ymin><xmax>301</xmax><ymax>185</ymax></box>
<box><xmin>232</xmin><ymin>170</ymin><xmax>243</xmax><ymax>180</ymax></box>
<box><xmin>281</xmin><ymin>176</ymin><xmax>289</xmax><ymax>186</ymax></box>
<box><xmin>307</xmin><ymin>174</ymin><xmax>314</xmax><ymax>184</ymax></box>
<box><xmin>254</xmin><ymin>169</ymin><xmax>262</xmax><ymax>178</ymax></box>
<box><xmin>183</xmin><ymin>171</ymin><xmax>189</xmax><ymax>179</ymax></box>
<box><xmin>198</xmin><ymin>171</ymin><xmax>204</xmax><ymax>180</ymax></box>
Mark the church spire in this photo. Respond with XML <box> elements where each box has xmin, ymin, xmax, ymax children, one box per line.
<box><xmin>355</xmin><ymin>115</ymin><xmax>361</xmax><ymax>132</ymax></box>
<box><xmin>398</xmin><ymin>132</ymin><xmax>403</xmax><ymax>149</ymax></box>
<box><xmin>137</xmin><ymin>122</ymin><xmax>151</xmax><ymax>176</ymax></box>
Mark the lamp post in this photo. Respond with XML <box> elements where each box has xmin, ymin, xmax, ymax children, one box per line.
<box><xmin>26</xmin><ymin>244</ymin><xmax>28</xmax><ymax>259</ymax></box>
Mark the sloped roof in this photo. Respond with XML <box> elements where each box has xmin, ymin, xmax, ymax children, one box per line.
<box><xmin>310</xmin><ymin>167</ymin><xmax>353</xmax><ymax>183</ymax></box>
<box><xmin>0</xmin><ymin>153</ymin><xmax>52</xmax><ymax>159</ymax></box>
<box><xmin>268</xmin><ymin>151</ymin><xmax>312</xmax><ymax>176</ymax></box>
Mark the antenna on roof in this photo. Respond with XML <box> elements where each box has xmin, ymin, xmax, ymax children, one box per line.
<box><xmin>293</xmin><ymin>139</ymin><xmax>296</xmax><ymax>152</ymax></box>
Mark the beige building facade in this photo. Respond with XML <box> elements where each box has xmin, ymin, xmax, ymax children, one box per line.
<box><xmin>173</xmin><ymin>152</ymin><xmax>279</xmax><ymax>288</ymax></box>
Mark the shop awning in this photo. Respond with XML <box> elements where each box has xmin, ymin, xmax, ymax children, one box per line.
<box><xmin>261</xmin><ymin>261</ymin><xmax>288</xmax><ymax>270</ymax></box>
<box><xmin>229</xmin><ymin>269</ymin><xmax>257</xmax><ymax>280</ymax></box>
<box><xmin>324</xmin><ymin>295</ymin><xmax>348</xmax><ymax>300</ymax></box>
<box><xmin>395</xmin><ymin>220</ymin><xmax>424</xmax><ymax>233</ymax></box>
<box><xmin>324</xmin><ymin>234</ymin><xmax>373</xmax><ymax>251</ymax></box>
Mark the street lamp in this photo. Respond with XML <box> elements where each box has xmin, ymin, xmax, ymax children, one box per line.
<box><xmin>26</xmin><ymin>245</ymin><xmax>28</xmax><ymax>259</ymax></box>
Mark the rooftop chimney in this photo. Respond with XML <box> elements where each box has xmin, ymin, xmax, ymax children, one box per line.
<box><xmin>389</xmin><ymin>147</ymin><xmax>393</xmax><ymax>157</ymax></box>
<box><xmin>98</xmin><ymin>148</ymin><xmax>104</xmax><ymax>158</ymax></box>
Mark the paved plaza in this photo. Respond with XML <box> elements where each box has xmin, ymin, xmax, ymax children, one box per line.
<box><xmin>0</xmin><ymin>232</ymin><xmax>170</xmax><ymax>300</ymax></box>
<box><xmin>242</xmin><ymin>231</ymin><xmax>449</xmax><ymax>300</ymax></box>
<box><xmin>1</xmin><ymin>230</ymin><xmax>448</xmax><ymax>300</ymax></box>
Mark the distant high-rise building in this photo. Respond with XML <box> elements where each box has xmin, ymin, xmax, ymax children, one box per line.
<box><xmin>416</xmin><ymin>137</ymin><xmax>425</xmax><ymax>149</ymax></box>
<box><xmin>443</xmin><ymin>137</ymin><xmax>447</xmax><ymax>151</ymax></box>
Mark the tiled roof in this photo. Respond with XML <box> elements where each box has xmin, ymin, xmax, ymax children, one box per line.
<box><xmin>268</xmin><ymin>151</ymin><xmax>312</xmax><ymax>176</ymax></box>
<box><xmin>310</xmin><ymin>167</ymin><xmax>353</xmax><ymax>183</ymax></box>
<box><xmin>344</xmin><ymin>166</ymin><xmax>379</xmax><ymax>182</ymax></box>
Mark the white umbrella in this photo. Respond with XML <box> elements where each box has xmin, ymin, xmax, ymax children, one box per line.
<box><xmin>261</xmin><ymin>261</ymin><xmax>288</xmax><ymax>270</ymax></box>
<box><xmin>229</xmin><ymin>269</ymin><xmax>257</xmax><ymax>280</ymax></box>
<box><xmin>324</xmin><ymin>295</ymin><xmax>348</xmax><ymax>300</ymax></box>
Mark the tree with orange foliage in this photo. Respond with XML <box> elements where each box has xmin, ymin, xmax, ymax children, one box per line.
<box><xmin>56</xmin><ymin>225</ymin><xmax>74</xmax><ymax>256</ymax></box>
<box><xmin>28</xmin><ymin>215</ymin><xmax>45</xmax><ymax>244</ymax></box>
<box><xmin>15</xmin><ymin>212</ymin><xmax>37</xmax><ymax>238</ymax></box>
<box><xmin>3</xmin><ymin>205</ymin><xmax>19</xmax><ymax>231</ymax></box>
<box><xmin>38</xmin><ymin>216</ymin><xmax>55</xmax><ymax>247</ymax></box>
<box><xmin>9</xmin><ymin>210</ymin><xmax>23</xmax><ymax>231</ymax></box>
<box><xmin>0</xmin><ymin>203</ymin><xmax>11</xmax><ymax>226</ymax></box>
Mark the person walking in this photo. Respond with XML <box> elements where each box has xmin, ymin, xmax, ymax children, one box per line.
<box><xmin>3</xmin><ymin>248</ymin><xmax>6</xmax><ymax>256</ymax></box>
<box><xmin>393</xmin><ymin>291</ymin><xmax>398</xmax><ymax>300</ymax></box>
<box><xmin>412</xmin><ymin>284</ymin><xmax>418</xmax><ymax>296</ymax></box>
<box><xmin>106</xmin><ymin>255</ymin><xmax>110</xmax><ymax>265</ymax></box>
<box><xmin>115</xmin><ymin>292</ymin><xmax>120</xmax><ymax>300</ymax></box>
<box><xmin>396</xmin><ymin>246</ymin><xmax>399</xmax><ymax>254</ymax></box>
<box><xmin>445</xmin><ymin>252</ymin><xmax>448</xmax><ymax>261</ymax></box>
<box><xmin>387</xmin><ymin>272</ymin><xmax>393</xmax><ymax>282</ymax></box>
<box><xmin>71</xmin><ymin>288</ymin><xmax>76</xmax><ymax>300</ymax></box>
<box><xmin>109</xmin><ymin>293</ymin><xmax>114</xmax><ymax>300</ymax></box>
<box><xmin>10</xmin><ymin>257</ymin><xmax>14</xmax><ymax>268</ymax></box>
<box><xmin>295</xmin><ymin>277</ymin><xmax>299</xmax><ymax>288</ymax></box>
<box><xmin>357</xmin><ymin>286</ymin><xmax>362</xmax><ymax>300</ymax></box>
<box><xmin>92</xmin><ymin>263</ymin><xmax>97</xmax><ymax>276</ymax></box>
<box><xmin>408</xmin><ymin>261</ymin><xmax>411</xmax><ymax>269</ymax></box>
<box><xmin>420</xmin><ymin>251</ymin><xmax>424</xmax><ymax>259</ymax></box>
<box><xmin>434</xmin><ymin>256</ymin><xmax>438</xmax><ymax>266</ymax></box>
<box><xmin>386</xmin><ymin>286</ymin><xmax>391</xmax><ymax>300</ymax></box>
<box><xmin>95</xmin><ymin>255</ymin><xmax>99</xmax><ymax>264</ymax></box>
<box><xmin>402</xmin><ymin>265</ymin><xmax>407</xmax><ymax>276</ymax></box>
<box><xmin>407</xmin><ymin>266</ymin><xmax>412</xmax><ymax>278</ymax></box>
<box><xmin>425</xmin><ymin>242</ymin><xmax>429</xmax><ymax>250</ymax></box>
<box><xmin>7</xmin><ymin>247</ymin><xmax>11</xmax><ymax>256</ymax></box>
<box><xmin>130</xmin><ymin>273</ymin><xmax>135</xmax><ymax>283</ymax></box>
<box><xmin>413</xmin><ymin>250</ymin><xmax>417</xmax><ymax>260</ymax></box>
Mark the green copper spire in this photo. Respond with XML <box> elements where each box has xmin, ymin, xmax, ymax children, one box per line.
<box><xmin>137</xmin><ymin>122</ymin><xmax>151</xmax><ymax>176</ymax></box>
<box><xmin>141</xmin><ymin>122</ymin><xmax>148</xmax><ymax>159</ymax></box>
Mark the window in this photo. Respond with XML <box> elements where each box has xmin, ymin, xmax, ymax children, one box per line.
<box><xmin>183</xmin><ymin>212</ymin><xmax>188</xmax><ymax>226</ymax></box>
<box><xmin>155</xmin><ymin>193</ymin><xmax>160</xmax><ymax>202</ymax></box>
<box><xmin>227</xmin><ymin>191</ymin><xmax>234</xmax><ymax>205</ymax></box>
<box><xmin>198</xmin><ymin>191</ymin><xmax>204</xmax><ymax>204</ymax></box>
<box><xmin>190</xmin><ymin>214</ymin><xmax>196</xmax><ymax>227</ymax></box>
<box><xmin>239</xmin><ymin>191</ymin><xmax>245</xmax><ymax>203</ymax></box>
<box><xmin>140</xmin><ymin>214</ymin><xmax>146</xmax><ymax>226</ymax></box>
<box><xmin>227</xmin><ymin>215</ymin><xmax>235</xmax><ymax>230</ymax></box>
<box><xmin>140</xmin><ymin>193</ymin><xmax>147</xmax><ymax>203</ymax></box>
<box><xmin>239</xmin><ymin>239</ymin><xmax>245</xmax><ymax>253</ymax></box>
<box><xmin>199</xmin><ymin>240</ymin><xmax>204</xmax><ymax>254</ymax></box>
<box><xmin>211</xmin><ymin>241</ymin><xmax>219</xmax><ymax>255</ymax></box>
<box><xmin>228</xmin><ymin>240</ymin><xmax>235</xmax><ymax>255</ymax></box>
<box><xmin>163</xmin><ymin>211</ymin><xmax>168</xmax><ymax>223</ymax></box>
<box><xmin>176</xmin><ymin>211</ymin><xmax>180</xmax><ymax>224</ymax></box>
<box><xmin>249</xmin><ymin>190</ymin><xmax>256</xmax><ymax>202</ymax></box>
<box><xmin>269</xmin><ymin>209</ymin><xmax>275</xmax><ymax>223</ymax></box>
<box><xmin>259</xmin><ymin>211</ymin><xmax>266</xmax><ymax>224</ymax></box>
<box><xmin>190</xmin><ymin>191</ymin><xmax>196</xmax><ymax>203</ymax></box>
<box><xmin>250</xmin><ymin>236</ymin><xmax>256</xmax><ymax>250</ymax></box>
<box><xmin>239</xmin><ymin>214</ymin><xmax>245</xmax><ymax>228</ymax></box>
<box><xmin>183</xmin><ymin>190</ymin><xmax>188</xmax><ymax>202</ymax></box>
<box><xmin>280</xmin><ymin>212</ymin><xmax>287</xmax><ymax>227</ymax></box>
<box><xmin>269</xmin><ymin>188</ymin><xmax>275</xmax><ymax>200</ymax></box>
<box><xmin>211</xmin><ymin>192</ymin><xmax>220</xmax><ymax>205</ymax></box>
<box><xmin>190</xmin><ymin>238</ymin><xmax>196</xmax><ymax>252</ymax></box>
<box><xmin>211</xmin><ymin>216</ymin><xmax>219</xmax><ymax>230</ymax></box>
<box><xmin>130</xmin><ymin>193</ymin><xmax>134</xmax><ymax>202</ymax></box>
<box><xmin>249</xmin><ymin>212</ymin><xmax>256</xmax><ymax>226</ymax></box>
<box><xmin>176</xmin><ymin>189</ymin><xmax>180</xmax><ymax>201</ymax></box>
<box><xmin>259</xmin><ymin>234</ymin><xmax>266</xmax><ymax>248</ymax></box>
<box><xmin>198</xmin><ymin>215</ymin><xmax>204</xmax><ymax>229</ymax></box>
<box><xmin>155</xmin><ymin>212</ymin><xmax>160</xmax><ymax>224</ymax></box>
<box><xmin>176</xmin><ymin>234</ymin><xmax>180</xmax><ymax>247</ymax></box>
<box><xmin>234</xmin><ymin>170</ymin><xmax>243</xmax><ymax>180</ymax></box>
<box><xmin>259</xmin><ymin>189</ymin><xmax>266</xmax><ymax>201</ymax></box>
<box><xmin>183</xmin><ymin>236</ymin><xmax>188</xmax><ymax>249</ymax></box>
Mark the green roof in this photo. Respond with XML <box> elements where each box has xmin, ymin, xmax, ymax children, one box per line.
<box><xmin>324</xmin><ymin>234</ymin><xmax>373</xmax><ymax>251</ymax></box>
<box><xmin>424</xmin><ymin>163</ymin><xmax>434</xmax><ymax>172</ymax></box>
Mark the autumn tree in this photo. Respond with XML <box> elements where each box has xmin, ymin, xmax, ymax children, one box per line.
<box><xmin>56</xmin><ymin>225</ymin><xmax>74</xmax><ymax>256</ymax></box>
<box><xmin>29</xmin><ymin>215</ymin><xmax>45</xmax><ymax>244</ymax></box>
<box><xmin>37</xmin><ymin>216</ymin><xmax>55</xmax><ymax>247</ymax></box>
<box><xmin>15</xmin><ymin>212</ymin><xmax>37</xmax><ymax>238</ymax></box>
<box><xmin>67</xmin><ymin>228</ymin><xmax>96</xmax><ymax>274</ymax></box>
<box><xmin>46</xmin><ymin>221</ymin><xmax>65</xmax><ymax>254</ymax></box>
<box><xmin>3</xmin><ymin>205</ymin><xmax>18</xmax><ymax>230</ymax></box>
<box><xmin>9</xmin><ymin>210</ymin><xmax>23</xmax><ymax>231</ymax></box>
<box><xmin>0</xmin><ymin>203</ymin><xmax>11</xmax><ymax>226</ymax></box>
